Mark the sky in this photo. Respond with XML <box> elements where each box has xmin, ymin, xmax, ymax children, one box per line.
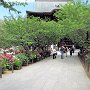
<box><xmin>0</xmin><ymin>0</ymin><xmax>90</xmax><ymax>19</ymax></box>
<box><xmin>5</xmin><ymin>0</ymin><xmax>35</xmax><ymax>2</ymax></box>
<box><xmin>0</xmin><ymin>0</ymin><xmax>35</xmax><ymax>19</ymax></box>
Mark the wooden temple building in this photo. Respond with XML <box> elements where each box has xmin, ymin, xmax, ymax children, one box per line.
<box><xmin>26</xmin><ymin>9</ymin><xmax>59</xmax><ymax>20</ymax></box>
<box><xmin>26</xmin><ymin>0</ymin><xmax>67</xmax><ymax>20</ymax></box>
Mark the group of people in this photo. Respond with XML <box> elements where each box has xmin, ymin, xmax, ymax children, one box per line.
<box><xmin>51</xmin><ymin>45</ymin><xmax>75</xmax><ymax>59</ymax></box>
<box><xmin>60</xmin><ymin>45</ymin><xmax>75</xmax><ymax>59</ymax></box>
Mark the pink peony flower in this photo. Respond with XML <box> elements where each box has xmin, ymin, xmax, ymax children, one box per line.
<box><xmin>0</xmin><ymin>56</ymin><xmax>5</xmax><ymax>59</ymax></box>
<box><xmin>4</xmin><ymin>53</ymin><xmax>12</xmax><ymax>59</ymax></box>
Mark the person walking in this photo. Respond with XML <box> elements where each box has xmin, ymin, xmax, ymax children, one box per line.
<box><xmin>69</xmin><ymin>47</ymin><xmax>73</xmax><ymax>56</ymax></box>
<box><xmin>52</xmin><ymin>48</ymin><xmax>57</xmax><ymax>59</ymax></box>
<box><xmin>51</xmin><ymin>48</ymin><xmax>57</xmax><ymax>59</ymax></box>
<box><xmin>65</xmin><ymin>47</ymin><xmax>68</xmax><ymax>57</ymax></box>
<box><xmin>72</xmin><ymin>45</ymin><xmax>75</xmax><ymax>54</ymax></box>
<box><xmin>60</xmin><ymin>46</ymin><xmax>65</xmax><ymax>59</ymax></box>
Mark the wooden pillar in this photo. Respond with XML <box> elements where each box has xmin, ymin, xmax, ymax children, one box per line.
<box><xmin>0</xmin><ymin>67</ymin><xmax>2</xmax><ymax>78</ymax></box>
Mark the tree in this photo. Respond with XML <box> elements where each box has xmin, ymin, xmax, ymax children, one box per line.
<box><xmin>0</xmin><ymin>0</ymin><xmax>27</xmax><ymax>13</ymax></box>
<box><xmin>1</xmin><ymin>16</ymin><xmax>61</xmax><ymax>49</ymax></box>
<box><xmin>54</xmin><ymin>0</ymin><xmax>90</xmax><ymax>45</ymax></box>
<box><xmin>1</xmin><ymin>0</ymin><xmax>90</xmax><ymax>49</ymax></box>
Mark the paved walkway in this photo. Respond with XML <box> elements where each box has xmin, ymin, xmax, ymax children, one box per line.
<box><xmin>0</xmin><ymin>50</ymin><xmax>90</xmax><ymax>90</ymax></box>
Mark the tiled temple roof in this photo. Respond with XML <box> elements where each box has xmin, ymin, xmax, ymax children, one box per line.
<box><xmin>26</xmin><ymin>9</ymin><xmax>59</xmax><ymax>20</ymax></box>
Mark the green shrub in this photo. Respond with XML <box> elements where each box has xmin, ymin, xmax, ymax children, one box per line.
<box><xmin>15</xmin><ymin>54</ymin><xmax>29</xmax><ymax>65</ymax></box>
<box><xmin>0</xmin><ymin>58</ymin><xmax>8</xmax><ymax>68</ymax></box>
<box><xmin>29</xmin><ymin>51</ymin><xmax>37</xmax><ymax>60</ymax></box>
<box><xmin>87</xmin><ymin>53</ymin><xmax>90</xmax><ymax>62</ymax></box>
<box><xmin>14</xmin><ymin>58</ymin><xmax>22</xmax><ymax>69</ymax></box>
<box><xmin>0</xmin><ymin>57</ymin><xmax>8</xmax><ymax>73</ymax></box>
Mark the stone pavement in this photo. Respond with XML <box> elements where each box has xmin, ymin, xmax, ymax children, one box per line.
<box><xmin>0</xmin><ymin>50</ymin><xmax>90</xmax><ymax>90</ymax></box>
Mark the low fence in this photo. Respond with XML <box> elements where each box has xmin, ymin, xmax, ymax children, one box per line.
<box><xmin>78</xmin><ymin>52</ymin><xmax>90</xmax><ymax>77</ymax></box>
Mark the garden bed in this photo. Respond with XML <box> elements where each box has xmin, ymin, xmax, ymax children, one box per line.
<box><xmin>0</xmin><ymin>48</ymin><xmax>51</xmax><ymax>78</ymax></box>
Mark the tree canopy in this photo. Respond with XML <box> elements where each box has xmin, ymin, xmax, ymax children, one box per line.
<box><xmin>54</xmin><ymin>0</ymin><xmax>90</xmax><ymax>45</ymax></box>
<box><xmin>0</xmin><ymin>0</ymin><xmax>90</xmax><ymax>48</ymax></box>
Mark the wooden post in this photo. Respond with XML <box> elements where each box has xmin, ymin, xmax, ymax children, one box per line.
<box><xmin>11</xmin><ymin>63</ymin><xmax>14</xmax><ymax>73</ymax></box>
<box><xmin>0</xmin><ymin>67</ymin><xmax>2</xmax><ymax>78</ymax></box>
<box><xmin>32</xmin><ymin>59</ymin><xmax>33</xmax><ymax>64</ymax></box>
<box><xmin>26</xmin><ymin>60</ymin><xmax>28</xmax><ymax>66</ymax></box>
